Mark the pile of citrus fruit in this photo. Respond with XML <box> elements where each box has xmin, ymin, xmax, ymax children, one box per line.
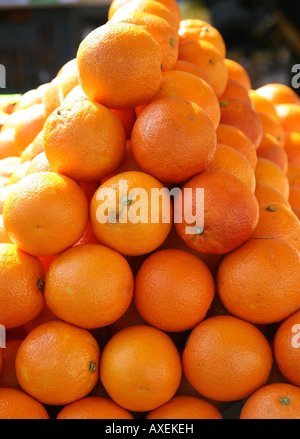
<box><xmin>0</xmin><ymin>0</ymin><xmax>300</xmax><ymax>420</ymax></box>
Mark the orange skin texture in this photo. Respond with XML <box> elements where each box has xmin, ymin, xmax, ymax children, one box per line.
<box><xmin>216</xmin><ymin>238</ymin><xmax>300</xmax><ymax>325</ymax></box>
<box><xmin>174</xmin><ymin>171</ymin><xmax>259</xmax><ymax>255</ymax></box>
<box><xmin>0</xmin><ymin>214</ymin><xmax>12</xmax><ymax>243</ymax></box>
<box><xmin>109</xmin><ymin>11</ymin><xmax>179</xmax><ymax>72</ymax></box>
<box><xmin>100</xmin><ymin>325</ymin><xmax>182</xmax><ymax>412</ymax></box>
<box><xmin>287</xmin><ymin>163</ymin><xmax>300</xmax><ymax>188</ymax></box>
<box><xmin>45</xmin><ymin>244</ymin><xmax>134</xmax><ymax>329</ymax></box>
<box><xmin>73</xmin><ymin>219</ymin><xmax>100</xmax><ymax>246</ymax></box>
<box><xmin>216</xmin><ymin>123</ymin><xmax>257</xmax><ymax>170</ymax></box>
<box><xmin>240</xmin><ymin>383</ymin><xmax>300</xmax><ymax>419</ymax></box>
<box><xmin>224</xmin><ymin>58</ymin><xmax>252</xmax><ymax>91</ymax></box>
<box><xmin>0</xmin><ymin>128</ymin><xmax>19</xmax><ymax>160</ymax></box>
<box><xmin>110</xmin><ymin>108</ymin><xmax>136</xmax><ymax>140</ymax></box>
<box><xmin>219</xmin><ymin>97</ymin><xmax>263</xmax><ymax>149</ymax></box>
<box><xmin>77</xmin><ymin>23</ymin><xmax>163</xmax><ymax>109</ymax></box>
<box><xmin>289</xmin><ymin>186</ymin><xmax>300</xmax><ymax>210</ymax></box>
<box><xmin>42</xmin><ymin>76</ymin><xmax>63</xmax><ymax>117</ymax></box>
<box><xmin>256</xmin><ymin>134</ymin><xmax>288</xmax><ymax>174</ymax></box>
<box><xmin>43</xmin><ymin>98</ymin><xmax>126</xmax><ymax>182</ymax></box>
<box><xmin>0</xmin><ymin>244</ymin><xmax>45</xmax><ymax>329</ymax></box>
<box><xmin>15</xmin><ymin>321</ymin><xmax>100</xmax><ymax>406</ymax></box>
<box><xmin>25</xmin><ymin>151</ymin><xmax>52</xmax><ymax>176</ymax></box>
<box><xmin>3</xmin><ymin>172</ymin><xmax>89</xmax><ymax>257</ymax></box>
<box><xmin>276</xmin><ymin>103</ymin><xmax>300</xmax><ymax>134</ymax></box>
<box><xmin>172</xmin><ymin>60</ymin><xmax>213</xmax><ymax>86</ymax></box>
<box><xmin>131</xmin><ymin>97</ymin><xmax>217</xmax><ymax>183</ymax></box>
<box><xmin>252</xmin><ymin>201</ymin><xmax>300</xmax><ymax>252</ymax></box>
<box><xmin>14</xmin><ymin>103</ymin><xmax>46</xmax><ymax>154</ymax></box>
<box><xmin>146</xmin><ymin>395</ymin><xmax>223</xmax><ymax>419</ymax></box>
<box><xmin>0</xmin><ymin>388</ymin><xmax>49</xmax><ymax>419</ymax></box>
<box><xmin>143</xmin><ymin>70</ymin><xmax>221</xmax><ymax>129</ymax></box>
<box><xmin>219</xmin><ymin>79</ymin><xmax>252</xmax><ymax>106</ymax></box>
<box><xmin>255</xmin><ymin>158</ymin><xmax>290</xmax><ymax>199</ymax></box>
<box><xmin>256</xmin><ymin>83</ymin><xmax>300</xmax><ymax>106</ymax></box>
<box><xmin>178</xmin><ymin>19</ymin><xmax>226</xmax><ymax>58</ymax></box>
<box><xmin>0</xmin><ymin>339</ymin><xmax>23</xmax><ymax>389</ymax></box>
<box><xmin>20</xmin><ymin>129</ymin><xmax>44</xmax><ymax>163</ymax></box>
<box><xmin>178</xmin><ymin>39</ymin><xmax>228</xmax><ymax>97</ymax></box>
<box><xmin>56</xmin><ymin>396</ymin><xmax>134</xmax><ymax>419</ymax></box>
<box><xmin>206</xmin><ymin>143</ymin><xmax>256</xmax><ymax>192</ymax></box>
<box><xmin>248</xmin><ymin>90</ymin><xmax>278</xmax><ymax>119</ymax></box>
<box><xmin>90</xmin><ymin>171</ymin><xmax>173</xmax><ymax>257</ymax></box>
<box><xmin>284</xmin><ymin>132</ymin><xmax>300</xmax><ymax>166</ymax></box>
<box><xmin>274</xmin><ymin>310</ymin><xmax>300</xmax><ymax>387</ymax></box>
<box><xmin>9</xmin><ymin>160</ymin><xmax>31</xmax><ymax>185</ymax></box>
<box><xmin>183</xmin><ymin>315</ymin><xmax>272</xmax><ymax>402</ymax></box>
<box><xmin>134</xmin><ymin>249</ymin><xmax>215</xmax><ymax>332</ymax></box>
<box><xmin>254</xmin><ymin>182</ymin><xmax>290</xmax><ymax>208</ymax></box>
<box><xmin>257</xmin><ymin>112</ymin><xmax>285</xmax><ymax>146</ymax></box>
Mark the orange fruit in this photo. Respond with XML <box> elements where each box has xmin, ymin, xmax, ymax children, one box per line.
<box><xmin>0</xmin><ymin>184</ymin><xmax>16</xmax><ymax>215</ymax></box>
<box><xmin>255</xmin><ymin>158</ymin><xmax>290</xmax><ymax>199</ymax></box>
<box><xmin>254</xmin><ymin>182</ymin><xmax>290</xmax><ymax>208</ymax></box>
<box><xmin>289</xmin><ymin>186</ymin><xmax>300</xmax><ymax>210</ymax></box>
<box><xmin>3</xmin><ymin>172</ymin><xmax>89</xmax><ymax>257</ymax></box>
<box><xmin>256</xmin><ymin>83</ymin><xmax>300</xmax><ymax>106</ymax></box>
<box><xmin>224</xmin><ymin>58</ymin><xmax>252</xmax><ymax>91</ymax></box>
<box><xmin>134</xmin><ymin>248</ymin><xmax>215</xmax><ymax>332</ymax></box>
<box><xmin>20</xmin><ymin>129</ymin><xmax>44</xmax><ymax>163</ymax></box>
<box><xmin>45</xmin><ymin>244</ymin><xmax>134</xmax><ymax>329</ymax></box>
<box><xmin>274</xmin><ymin>310</ymin><xmax>300</xmax><ymax>387</ymax></box>
<box><xmin>100</xmin><ymin>324</ymin><xmax>182</xmax><ymax>412</ymax></box>
<box><xmin>174</xmin><ymin>171</ymin><xmax>259</xmax><ymax>255</ymax></box>
<box><xmin>42</xmin><ymin>75</ymin><xmax>64</xmax><ymax>117</ymax></box>
<box><xmin>0</xmin><ymin>339</ymin><xmax>23</xmax><ymax>389</ymax></box>
<box><xmin>146</xmin><ymin>395</ymin><xmax>223</xmax><ymax>419</ymax></box>
<box><xmin>206</xmin><ymin>143</ymin><xmax>256</xmax><ymax>192</ymax></box>
<box><xmin>90</xmin><ymin>171</ymin><xmax>173</xmax><ymax>256</ymax></box>
<box><xmin>216</xmin><ymin>123</ymin><xmax>257</xmax><ymax>170</ymax></box>
<box><xmin>275</xmin><ymin>103</ymin><xmax>300</xmax><ymax>133</ymax></box>
<box><xmin>183</xmin><ymin>315</ymin><xmax>272</xmax><ymax>402</ymax></box>
<box><xmin>110</xmin><ymin>108</ymin><xmax>136</xmax><ymax>140</ymax></box>
<box><xmin>0</xmin><ymin>214</ymin><xmax>12</xmax><ymax>244</ymax></box>
<box><xmin>178</xmin><ymin>39</ymin><xmax>228</xmax><ymax>97</ymax></box>
<box><xmin>56</xmin><ymin>396</ymin><xmax>134</xmax><ymax>419</ymax></box>
<box><xmin>219</xmin><ymin>97</ymin><xmax>263</xmax><ymax>148</ymax></box>
<box><xmin>256</xmin><ymin>134</ymin><xmax>288</xmax><ymax>174</ymax></box>
<box><xmin>252</xmin><ymin>202</ymin><xmax>300</xmax><ymax>252</ymax></box>
<box><xmin>15</xmin><ymin>321</ymin><xmax>100</xmax><ymax>406</ymax></box>
<box><xmin>14</xmin><ymin>104</ymin><xmax>46</xmax><ymax>154</ymax></box>
<box><xmin>178</xmin><ymin>19</ymin><xmax>226</xmax><ymax>58</ymax></box>
<box><xmin>216</xmin><ymin>237</ymin><xmax>300</xmax><ymax>324</ymax></box>
<box><xmin>240</xmin><ymin>383</ymin><xmax>300</xmax><ymax>419</ymax></box>
<box><xmin>172</xmin><ymin>59</ymin><xmax>213</xmax><ymax>86</ymax></box>
<box><xmin>56</xmin><ymin>59</ymin><xmax>80</xmax><ymax>103</ymax></box>
<box><xmin>248</xmin><ymin>89</ymin><xmax>278</xmax><ymax>119</ymax></box>
<box><xmin>13</xmin><ymin>89</ymin><xmax>43</xmax><ymax>113</ymax></box>
<box><xmin>0</xmin><ymin>243</ymin><xmax>45</xmax><ymax>329</ymax></box>
<box><xmin>25</xmin><ymin>152</ymin><xmax>52</xmax><ymax>176</ymax></box>
<box><xmin>9</xmin><ymin>160</ymin><xmax>31</xmax><ymax>185</ymax></box>
<box><xmin>287</xmin><ymin>163</ymin><xmax>300</xmax><ymax>188</ymax></box>
<box><xmin>219</xmin><ymin>79</ymin><xmax>252</xmax><ymax>106</ymax></box>
<box><xmin>43</xmin><ymin>97</ymin><xmax>126</xmax><ymax>182</ymax></box>
<box><xmin>109</xmin><ymin>11</ymin><xmax>179</xmax><ymax>71</ymax></box>
<box><xmin>0</xmin><ymin>128</ymin><xmax>19</xmax><ymax>160</ymax></box>
<box><xmin>257</xmin><ymin>111</ymin><xmax>285</xmax><ymax>146</ymax></box>
<box><xmin>284</xmin><ymin>132</ymin><xmax>300</xmax><ymax>166</ymax></box>
<box><xmin>131</xmin><ymin>97</ymin><xmax>217</xmax><ymax>183</ymax></box>
<box><xmin>0</xmin><ymin>388</ymin><xmax>49</xmax><ymax>419</ymax></box>
<box><xmin>77</xmin><ymin>23</ymin><xmax>163</xmax><ymax>109</ymax></box>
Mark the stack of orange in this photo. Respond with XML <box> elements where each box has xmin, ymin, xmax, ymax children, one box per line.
<box><xmin>0</xmin><ymin>0</ymin><xmax>299</xmax><ymax>420</ymax></box>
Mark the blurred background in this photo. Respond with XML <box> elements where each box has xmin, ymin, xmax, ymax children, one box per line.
<box><xmin>0</xmin><ymin>0</ymin><xmax>299</xmax><ymax>95</ymax></box>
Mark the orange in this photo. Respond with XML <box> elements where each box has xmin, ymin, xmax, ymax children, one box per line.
<box><xmin>43</xmin><ymin>97</ymin><xmax>126</xmax><ymax>182</ymax></box>
<box><xmin>240</xmin><ymin>383</ymin><xmax>300</xmax><ymax>419</ymax></box>
<box><xmin>254</xmin><ymin>182</ymin><xmax>290</xmax><ymax>208</ymax></box>
<box><xmin>183</xmin><ymin>315</ymin><xmax>272</xmax><ymax>402</ymax></box>
<box><xmin>0</xmin><ymin>388</ymin><xmax>49</xmax><ymax>419</ymax></box>
<box><xmin>255</xmin><ymin>158</ymin><xmax>290</xmax><ymax>199</ymax></box>
<box><xmin>42</xmin><ymin>75</ymin><xmax>64</xmax><ymax>117</ymax></box>
<box><xmin>256</xmin><ymin>134</ymin><xmax>288</xmax><ymax>174</ymax></box>
<box><xmin>216</xmin><ymin>123</ymin><xmax>257</xmax><ymax>170</ymax></box>
<box><xmin>100</xmin><ymin>324</ymin><xmax>182</xmax><ymax>411</ymax></box>
<box><xmin>274</xmin><ymin>310</ymin><xmax>300</xmax><ymax>387</ymax></box>
<box><xmin>0</xmin><ymin>128</ymin><xmax>19</xmax><ymax>160</ymax></box>
<box><xmin>256</xmin><ymin>83</ymin><xmax>300</xmax><ymax>106</ymax></box>
<box><xmin>146</xmin><ymin>395</ymin><xmax>223</xmax><ymax>419</ymax></box>
<box><xmin>219</xmin><ymin>97</ymin><xmax>263</xmax><ymax>148</ymax></box>
<box><xmin>109</xmin><ymin>11</ymin><xmax>179</xmax><ymax>71</ymax></box>
<box><xmin>248</xmin><ymin>89</ymin><xmax>278</xmax><ymax>119</ymax></box>
<box><xmin>0</xmin><ymin>339</ymin><xmax>23</xmax><ymax>389</ymax></box>
<box><xmin>25</xmin><ymin>152</ymin><xmax>52</xmax><ymax>176</ymax></box>
<box><xmin>284</xmin><ymin>132</ymin><xmax>300</xmax><ymax>166</ymax></box>
<box><xmin>178</xmin><ymin>39</ymin><xmax>228</xmax><ymax>97</ymax></box>
<box><xmin>172</xmin><ymin>59</ymin><xmax>213</xmax><ymax>86</ymax></box>
<box><xmin>134</xmin><ymin>249</ymin><xmax>215</xmax><ymax>332</ymax></box>
<box><xmin>219</xmin><ymin>79</ymin><xmax>252</xmax><ymax>106</ymax></box>
<box><xmin>0</xmin><ymin>184</ymin><xmax>16</xmax><ymax>215</ymax></box>
<box><xmin>20</xmin><ymin>129</ymin><xmax>44</xmax><ymax>163</ymax></box>
<box><xmin>0</xmin><ymin>214</ymin><xmax>12</xmax><ymax>244</ymax></box>
<box><xmin>252</xmin><ymin>202</ymin><xmax>300</xmax><ymax>252</ymax></box>
<box><xmin>287</xmin><ymin>163</ymin><xmax>300</xmax><ymax>188</ymax></box>
<box><xmin>14</xmin><ymin>103</ymin><xmax>46</xmax><ymax>153</ymax></box>
<box><xmin>224</xmin><ymin>58</ymin><xmax>252</xmax><ymax>91</ymax></box>
<box><xmin>257</xmin><ymin>111</ymin><xmax>285</xmax><ymax>146</ymax></box>
<box><xmin>90</xmin><ymin>171</ymin><xmax>173</xmax><ymax>257</ymax></box>
<box><xmin>174</xmin><ymin>171</ymin><xmax>259</xmax><ymax>255</ymax></box>
<box><xmin>0</xmin><ymin>243</ymin><xmax>45</xmax><ymax>329</ymax></box>
<box><xmin>178</xmin><ymin>19</ymin><xmax>226</xmax><ymax>58</ymax></box>
<box><xmin>56</xmin><ymin>59</ymin><xmax>80</xmax><ymax>103</ymax></box>
<box><xmin>77</xmin><ymin>23</ymin><xmax>163</xmax><ymax>109</ymax></box>
<box><xmin>216</xmin><ymin>237</ymin><xmax>300</xmax><ymax>324</ymax></box>
<box><xmin>15</xmin><ymin>321</ymin><xmax>100</xmax><ymax>406</ymax></box>
<box><xmin>73</xmin><ymin>219</ymin><xmax>100</xmax><ymax>247</ymax></box>
<box><xmin>56</xmin><ymin>396</ymin><xmax>134</xmax><ymax>419</ymax></box>
<box><xmin>3</xmin><ymin>172</ymin><xmax>89</xmax><ymax>257</ymax></box>
<box><xmin>0</xmin><ymin>157</ymin><xmax>21</xmax><ymax>183</ymax></box>
<box><xmin>45</xmin><ymin>244</ymin><xmax>134</xmax><ymax>329</ymax></box>
<box><xmin>131</xmin><ymin>97</ymin><xmax>217</xmax><ymax>183</ymax></box>
<box><xmin>110</xmin><ymin>108</ymin><xmax>136</xmax><ymax>140</ymax></box>
<box><xmin>289</xmin><ymin>186</ymin><xmax>300</xmax><ymax>210</ymax></box>
<box><xmin>13</xmin><ymin>89</ymin><xmax>43</xmax><ymax>113</ymax></box>
<box><xmin>100</xmin><ymin>140</ymin><xmax>141</xmax><ymax>183</ymax></box>
<box><xmin>275</xmin><ymin>103</ymin><xmax>300</xmax><ymax>133</ymax></box>
<box><xmin>206</xmin><ymin>144</ymin><xmax>256</xmax><ymax>192</ymax></box>
<box><xmin>138</xmin><ymin>70</ymin><xmax>221</xmax><ymax>129</ymax></box>
<box><xmin>9</xmin><ymin>160</ymin><xmax>31</xmax><ymax>184</ymax></box>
